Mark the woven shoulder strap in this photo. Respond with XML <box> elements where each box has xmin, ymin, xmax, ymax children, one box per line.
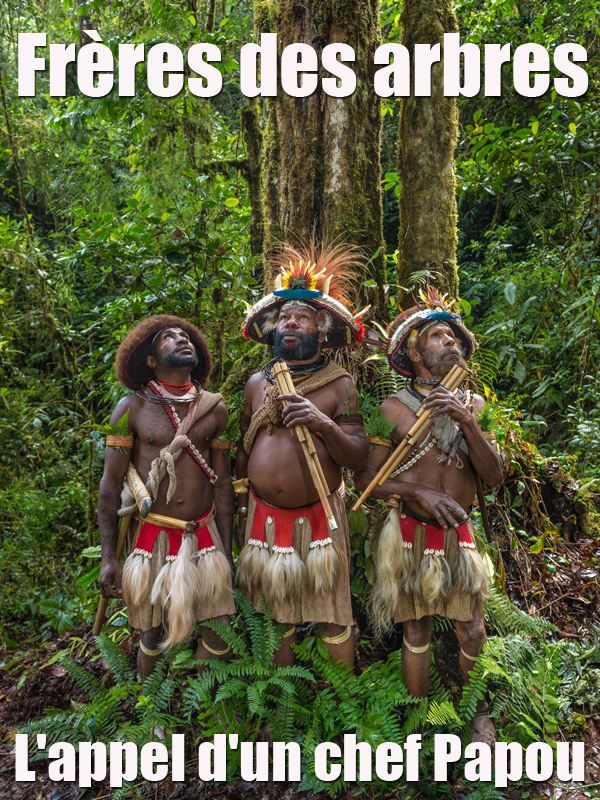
<box><xmin>243</xmin><ymin>362</ymin><xmax>351</xmax><ymax>455</ymax></box>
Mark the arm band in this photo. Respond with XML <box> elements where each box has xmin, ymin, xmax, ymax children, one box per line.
<box><xmin>106</xmin><ymin>435</ymin><xmax>134</xmax><ymax>448</ymax></box>
<box><xmin>367</xmin><ymin>435</ymin><xmax>391</xmax><ymax>447</ymax></box>
<box><xmin>333</xmin><ymin>414</ymin><xmax>364</xmax><ymax>427</ymax></box>
<box><xmin>210</xmin><ymin>439</ymin><xmax>232</xmax><ymax>450</ymax></box>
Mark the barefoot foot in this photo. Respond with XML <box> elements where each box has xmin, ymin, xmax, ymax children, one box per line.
<box><xmin>471</xmin><ymin>712</ymin><xmax>497</xmax><ymax>746</ymax></box>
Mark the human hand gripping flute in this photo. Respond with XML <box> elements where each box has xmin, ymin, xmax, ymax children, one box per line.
<box><xmin>235</xmin><ymin>242</ymin><xmax>369</xmax><ymax>669</ymax></box>
<box><xmin>353</xmin><ymin>287</ymin><xmax>504</xmax><ymax>746</ymax></box>
<box><xmin>97</xmin><ymin>315</ymin><xmax>235</xmax><ymax>681</ymax></box>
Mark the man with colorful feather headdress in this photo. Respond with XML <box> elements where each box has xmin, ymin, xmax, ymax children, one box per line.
<box><xmin>354</xmin><ymin>288</ymin><xmax>503</xmax><ymax>745</ymax></box>
<box><xmin>236</xmin><ymin>243</ymin><xmax>369</xmax><ymax>669</ymax></box>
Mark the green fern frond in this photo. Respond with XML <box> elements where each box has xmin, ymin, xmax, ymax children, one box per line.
<box><xmin>427</xmin><ymin>700</ymin><xmax>462</xmax><ymax>728</ymax></box>
<box><xmin>93</xmin><ymin>633</ymin><xmax>131</xmax><ymax>686</ymax></box>
<box><xmin>486</xmin><ymin>585</ymin><xmax>556</xmax><ymax>637</ymax></box>
<box><xmin>59</xmin><ymin>656</ymin><xmax>105</xmax><ymax>698</ymax></box>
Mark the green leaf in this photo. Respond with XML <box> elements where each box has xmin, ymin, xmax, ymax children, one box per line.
<box><xmin>514</xmin><ymin>361</ymin><xmax>526</xmax><ymax>384</ymax></box>
<box><xmin>82</xmin><ymin>546</ymin><xmax>102</xmax><ymax>558</ymax></box>
<box><xmin>76</xmin><ymin>564</ymin><xmax>100</xmax><ymax>588</ymax></box>
<box><xmin>504</xmin><ymin>282</ymin><xmax>517</xmax><ymax>305</ymax></box>
<box><xmin>529</xmin><ymin>530</ymin><xmax>548</xmax><ymax>554</ymax></box>
<box><xmin>224</xmin><ymin>197</ymin><xmax>239</xmax><ymax>208</ymax></box>
<box><xmin>531</xmin><ymin>120</ymin><xmax>539</xmax><ymax>135</ymax></box>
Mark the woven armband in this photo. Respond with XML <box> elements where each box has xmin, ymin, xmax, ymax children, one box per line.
<box><xmin>367</xmin><ymin>435</ymin><xmax>391</xmax><ymax>447</ymax></box>
<box><xmin>333</xmin><ymin>414</ymin><xmax>364</xmax><ymax>427</ymax></box>
<box><xmin>210</xmin><ymin>439</ymin><xmax>231</xmax><ymax>450</ymax></box>
<box><xmin>106</xmin><ymin>435</ymin><xmax>134</xmax><ymax>448</ymax></box>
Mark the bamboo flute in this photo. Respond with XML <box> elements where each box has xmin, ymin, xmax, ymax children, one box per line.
<box><xmin>376</xmin><ymin>365</ymin><xmax>467</xmax><ymax>484</ymax></box>
<box><xmin>272</xmin><ymin>361</ymin><xmax>338</xmax><ymax>532</ymax></box>
<box><xmin>351</xmin><ymin>365</ymin><xmax>467</xmax><ymax>511</ymax></box>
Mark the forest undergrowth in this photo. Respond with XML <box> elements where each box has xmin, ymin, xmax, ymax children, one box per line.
<box><xmin>1</xmin><ymin>0</ymin><xmax>600</xmax><ymax>797</ymax></box>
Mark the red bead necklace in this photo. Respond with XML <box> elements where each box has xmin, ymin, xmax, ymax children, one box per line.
<box><xmin>156</xmin><ymin>379</ymin><xmax>194</xmax><ymax>392</ymax></box>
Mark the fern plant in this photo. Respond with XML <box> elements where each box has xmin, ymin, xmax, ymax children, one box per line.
<box><xmin>485</xmin><ymin>584</ymin><xmax>556</xmax><ymax>638</ymax></box>
<box><xmin>21</xmin><ymin>634</ymin><xmax>181</xmax><ymax>757</ymax></box>
<box><xmin>180</xmin><ymin>592</ymin><xmax>315</xmax><ymax>755</ymax></box>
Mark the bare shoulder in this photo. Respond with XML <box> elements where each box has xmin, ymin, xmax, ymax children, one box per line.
<box><xmin>380</xmin><ymin>395</ymin><xmax>411</xmax><ymax>425</ymax></box>
<box><xmin>471</xmin><ymin>392</ymin><xmax>487</xmax><ymax>417</ymax></box>
<box><xmin>210</xmin><ymin>399</ymin><xmax>230</xmax><ymax>436</ymax></box>
<box><xmin>109</xmin><ymin>394</ymin><xmax>142</xmax><ymax>430</ymax></box>
<box><xmin>244</xmin><ymin>371</ymin><xmax>264</xmax><ymax>399</ymax></box>
<box><xmin>331</xmin><ymin>375</ymin><xmax>359</xmax><ymax>406</ymax></box>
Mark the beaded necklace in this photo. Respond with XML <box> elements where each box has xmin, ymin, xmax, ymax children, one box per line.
<box><xmin>414</xmin><ymin>376</ymin><xmax>441</xmax><ymax>386</ymax></box>
<box><xmin>390</xmin><ymin>430</ymin><xmax>437</xmax><ymax>478</ymax></box>
<box><xmin>156</xmin><ymin>379</ymin><xmax>194</xmax><ymax>392</ymax></box>
<box><xmin>261</xmin><ymin>355</ymin><xmax>329</xmax><ymax>385</ymax></box>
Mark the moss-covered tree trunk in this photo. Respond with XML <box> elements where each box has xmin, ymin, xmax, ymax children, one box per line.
<box><xmin>254</xmin><ymin>0</ymin><xmax>385</xmax><ymax>297</ymax></box>
<box><xmin>397</xmin><ymin>0</ymin><xmax>459</xmax><ymax>306</ymax></box>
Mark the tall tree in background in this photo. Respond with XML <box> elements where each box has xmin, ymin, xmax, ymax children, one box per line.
<box><xmin>397</xmin><ymin>0</ymin><xmax>459</xmax><ymax>304</ymax></box>
<box><xmin>253</xmin><ymin>0</ymin><xmax>386</xmax><ymax>294</ymax></box>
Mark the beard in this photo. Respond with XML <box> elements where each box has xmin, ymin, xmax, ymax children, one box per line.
<box><xmin>419</xmin><ymin>348</ymin><xmax>457</xmax><ymax>378</ymax></box>
<box><xmin>273</xmin><ymin>328</ymin><xmax>320</xmax><ymax>362</ymax></box>
<box><xmin>156</xmin><ymin>349</ymin><xmax>199</xmax><ymax>370</ymax></box>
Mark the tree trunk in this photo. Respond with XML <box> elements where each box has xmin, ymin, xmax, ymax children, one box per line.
<box><xmin>255</xmin><ymin>0</ymin><xmax>385</xmax><ymax>298</ymax></box>
<box><xmin>241</xmin><ymin>103</ymin><xmax>264</xmax><ymax>269</ymax></box>
<box><xmin>397</xmin><ymin>0</ymin><xmax>459</xmax><ymax>306</ymax></box>
<box><xmin>76</xmin><ymin>0</ymin><xmax>95</xmax><ymax>47</ymax></box>
<box><xmin>206</xmin><ymin>0</ymin><xmax>216</xmax><ymax>32</ymax></box>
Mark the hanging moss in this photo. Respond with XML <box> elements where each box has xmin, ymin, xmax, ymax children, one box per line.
<box><xmin>218</xmin><ymin>343</ymin><xmax>268</xmax><ymax>403</ymax></box>
<box><xmin>253</xmin><ymin>0</ymin><xmax>386</xmax><ymax>305</ymax></box>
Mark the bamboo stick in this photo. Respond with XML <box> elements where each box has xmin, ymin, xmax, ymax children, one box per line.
<box><xmin>376</xmin><ymin>365</ymin><xmax>466</xmax><ymax>485</ymax></box>
<box><xmin>140</xmin><ymin>511</ymin><xmax>198</xmax><ymax>530</ymax></box>
<box><xmin>93</xmin><ymin>512</ymin><xmax>132</xmax><ymax>636</ymax></box>
<box><xmin>351</xmin><ymin>365</ymin><xmax>467</xmax><ymax>511</ymax></box>
<box><xmin>276</xmin><ymin>364</ymin><xmax>331</xmax><ymax>492</ymax></box>
<box><xmin>273</xmin><ymin>361</ymin><xmax>338</xmax><ymax>531</ymax></box>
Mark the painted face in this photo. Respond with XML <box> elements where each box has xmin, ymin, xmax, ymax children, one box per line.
<box><xmin>153</xmin><ymin>328</ymin><xmax>198</xmax><ymax>369</ymax></box>
<box><xmin>273</xmin><ymin>304</ymin><xmax>321</xmax><ymax>361</ymax></box>
<box><xmin>416</xmin><ymin>322</ymin><xmax>461</xmax><ymax>378</ymax></box>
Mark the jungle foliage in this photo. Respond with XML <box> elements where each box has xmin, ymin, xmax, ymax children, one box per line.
<box><xmin>0</xmin><ymin>0</ymin><xmax>599</xmax><ymax>795</ymax></box>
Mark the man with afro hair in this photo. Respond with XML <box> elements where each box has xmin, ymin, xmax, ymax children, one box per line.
<box><xmin>98</xmin><ymin>315</ymin><xmax>235</xmax><ymax>680</ymax></box>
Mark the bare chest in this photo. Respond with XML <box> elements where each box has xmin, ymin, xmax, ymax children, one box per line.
<box><xmin>252</xmin><ymin>379</ymin><xmax>337</xmax><ymax>419</ymax></box>
<box><xmin>134</xmin><ymin>403</ymin><xmax>215</xmax><ymax>452</ymax></box>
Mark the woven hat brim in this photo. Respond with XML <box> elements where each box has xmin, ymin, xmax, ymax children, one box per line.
<box><xmin>243</xmin><ymin>293</ymin><xmax>363</xmax><ymax>349</ymax></box>
<box><xmin>388</xmin><ymin>311</ymin><xmax>476</xmax><ymax>377</ymax></box>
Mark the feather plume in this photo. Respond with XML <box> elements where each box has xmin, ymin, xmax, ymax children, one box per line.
<box><xmin>270</xmin><ymin>241</ymin><xmax>363</xmax><ymax>303</ymax></box>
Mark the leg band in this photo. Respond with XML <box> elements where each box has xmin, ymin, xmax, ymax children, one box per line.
<box><xmin>201</xmin><ymin>639</ymin><xmax>231</xmax><ymax>656</ymax></box>
<box><xmin>139</xmin><ymin>641</ymin><xmax>162</xmax><ymax>657</ymax></box>
<box><xmin>403</xmin><ymin>636</ymin><xmax>430</xmax><ymax>654</ymax></box>
<box><xmin>283</xmin><ymin>626</ymin><xmax>296</xmax><ymax>638</ymax></box>
<box><xmin>322</xmin><ymin>625</ymin><xmax>352</xmax><ymax>645</ymax></box>
<box><xmin>461</xmin><ymin>647</ymin><xmax>480</xmax><ymax>662</ymax></box>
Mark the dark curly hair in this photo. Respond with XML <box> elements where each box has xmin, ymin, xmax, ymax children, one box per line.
<box><xmin>114</xmin><ymin>315</ymin><xmax>213</xmax><ymax>390</ymax></box>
